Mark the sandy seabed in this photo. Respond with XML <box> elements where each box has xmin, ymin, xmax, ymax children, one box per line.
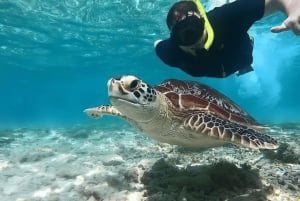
<box><xmin>0</xmin><ymin>124</ymin><xmax>300</xmax><ymax>201</ymax></box>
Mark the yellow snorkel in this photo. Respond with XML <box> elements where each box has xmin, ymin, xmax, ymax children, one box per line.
<box><xmin>191</xmin><ymin>0</ymin><xmax>214</xmax><ymax>50</ymax></box>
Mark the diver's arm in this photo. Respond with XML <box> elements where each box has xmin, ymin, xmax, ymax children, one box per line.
<box><xmin>264</xmin><ymin>0</ymin><xmax>300</xmax><ymax>35</ymax></box>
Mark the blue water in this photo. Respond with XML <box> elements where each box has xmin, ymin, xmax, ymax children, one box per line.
<box><xmin>1</xmin><ymin>0</ymin><xmax>300</xmax><ymax>128</ymax></box>
<box><xmin>1</xmin><ymin>1</ymin><xmax>300</xmax><ymax>200</ymax></box>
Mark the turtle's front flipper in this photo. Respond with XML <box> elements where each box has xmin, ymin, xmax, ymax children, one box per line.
<box><xmin>84</xmin><ymin>105</ymin><xmax>125</xmax><ymax>119</ymax></box>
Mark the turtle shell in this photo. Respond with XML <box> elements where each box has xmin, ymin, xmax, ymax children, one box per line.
<box><xmin>155</xmin><ymin>79</ymin><xmax>259</xmax><ymax>127</ymax></box>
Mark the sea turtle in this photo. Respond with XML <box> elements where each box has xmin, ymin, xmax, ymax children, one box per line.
<box><xmin>84</xmin><ymin>75</ymin><xmax>278</xmax><ymax>149</ymax></box>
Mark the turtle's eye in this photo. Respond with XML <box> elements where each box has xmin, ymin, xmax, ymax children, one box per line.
<box><xmin>129</xmin><ymin>79</ymin><xmax>140</xmax><ymax>90</ymax></box>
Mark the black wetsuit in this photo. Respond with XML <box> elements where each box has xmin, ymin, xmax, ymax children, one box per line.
<box><xmin>155</xmin><ymin>0</ymin><xmax>265</xmax><ymax>78</ymax></box>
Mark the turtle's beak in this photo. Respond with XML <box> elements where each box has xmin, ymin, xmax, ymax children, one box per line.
<box><xmin>109</xmin><ymin>78</ymin><xmax>127</xmax><ymax>95</ymax></box>
<box><xmin>108</xmin><ymin>78</ymin><xmax>139</xmax><ymax>105</ymax></box>
<box><xmin>108</xmin><ymin>78</ymin><xmax>130</xmax><ymax>97</ymax></box>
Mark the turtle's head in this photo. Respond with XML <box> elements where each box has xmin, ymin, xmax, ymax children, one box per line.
<box><xmin>108</xmin><ymin>75</ymin><xmax>159</xmax><ymax>122</ymax></box>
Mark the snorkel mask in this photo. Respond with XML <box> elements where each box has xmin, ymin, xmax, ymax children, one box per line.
<box><xmin>191</xmin><ymin>0</ymin><xmax>214</xmax><ymax>50</ymax></box>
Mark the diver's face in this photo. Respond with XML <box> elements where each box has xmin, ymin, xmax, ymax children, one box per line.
<box><xmin>179</xmin><ymin>28</ymin><xmax>207</xmax><ymax>56</ymax></box>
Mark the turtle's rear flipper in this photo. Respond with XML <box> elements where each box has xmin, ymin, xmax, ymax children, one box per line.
<box><xmin>84</xmin><ymin>105</ymin><xmax>124</xmax><ymax>119</ymax></box>
<box><xmin>183</xmin><ymin>112</ymin><xmax>279</xmax><ymax>150</ymax></box>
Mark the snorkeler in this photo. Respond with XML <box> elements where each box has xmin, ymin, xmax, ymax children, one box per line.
<box><xmin>154</xmin><ymin>0</ymin><xmax>300</xmax><ymax>78</ymax></box>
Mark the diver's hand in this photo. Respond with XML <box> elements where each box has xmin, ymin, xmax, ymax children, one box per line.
<box><xmin>271</xmin><ymin>18</ymin><xmax>300</xmax><ymax>35</ymax></box>
<box><xmin>270</xmin><ymin>0</ymin><xmax>300</xmax><ymax>35</ymax></box>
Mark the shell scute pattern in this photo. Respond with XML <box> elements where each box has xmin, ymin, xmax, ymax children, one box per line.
<box><xmin>155</xmin><ymin>79</ymin><xmax>259</xmax><ymax>126</ymax></box>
